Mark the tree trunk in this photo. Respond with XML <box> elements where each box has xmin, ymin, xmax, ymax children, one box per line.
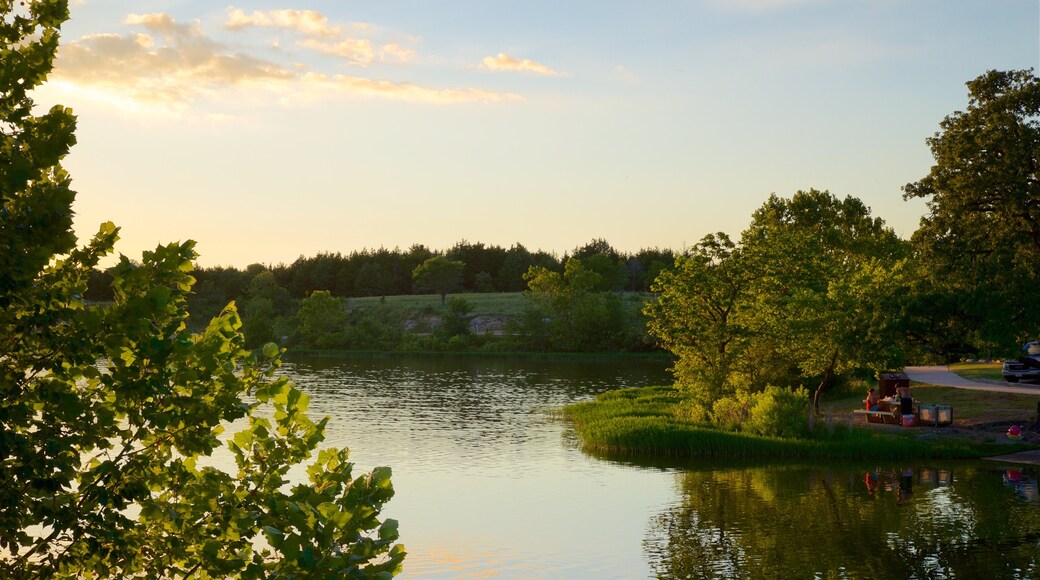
<box><xmin>812</xmin><ymin>347</ymin><xmax>841</xmax><ymax>420</ymax></box>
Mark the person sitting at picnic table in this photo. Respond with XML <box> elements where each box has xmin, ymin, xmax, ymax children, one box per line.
<box><xmin>865</xmin><ymin>388</ymin><xmax>880</xmax><ymax>411</ymax></box>
<box><xmin>897</xmin><ymin>383</ymin><xmax>913</xmax><ymax>415</ymax></box>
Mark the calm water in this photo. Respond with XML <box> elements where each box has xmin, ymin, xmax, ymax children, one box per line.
<box><xmin>276</xmin><ymin>355</ymin><xmax>1040</xmax><ymax>579</ymax></box>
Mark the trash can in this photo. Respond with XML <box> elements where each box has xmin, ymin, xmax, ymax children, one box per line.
<box><xmin>919</xmin><ymin>404</ymin><xmax>937</xmax><ymax>425</ymax></box>
<box><xmin>878</xmin><ymin>372</ymin><xmax>910</xmax><ymax>398</ymax></box>
<box><xmin>935</xmin><ymin>405</ymin><xmax>953</xmax><ymax>426</ymax></box>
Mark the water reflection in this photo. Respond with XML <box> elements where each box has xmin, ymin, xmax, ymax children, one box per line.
<box><xmin>645</xmin><ymin>462</ymin><xmax>1040</xmax><ymax>579</ymax></box>
<box><xmin>281</xmin><ymin>355</ymin><xmax>672</xmax><ymax>474</ymax></box>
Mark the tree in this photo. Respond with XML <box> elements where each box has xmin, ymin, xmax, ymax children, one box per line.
<box><xmin>239</xmin><ymin>269</ymin><xmax>293</xmax><ymax>348</ymax></box>
<box><xmin>740</xmin><ymin>190</ymin><xmax>908</xmax><ymax>415</ymax></box>
<box><xmin>412</xmin><ymin>255</ymin><xmax>464</xmax><ymax>304</ymax></box>
<box><xmin>903</xmin><ymin>69</ymin><xmax>1040</xmax><ymax>355</ymax></box>
<box><xmin>644</xmin><ymin>234</ymin><xmax>755</xmax><ymax>407</ymax></box>
<box><xmin>354</xmin><ymin>260</ymin><xmax>393</xmax><ymax>298</ymax></box>
<box><xmin>523</xmin><ymin>258</ymin><xmax>626</xmax><ymax>351</ymax></box>
<box><xmin>291</xmin><ymin>290</ymin><xmax>347</xmax><ymax>349</ymax></box>
<box><xmin>0</xmin><ymin>3</ymin><xmax>404</xmax><ymax>576</ymax></box>
<box><xmin>644</xmin><ymin>191</ymin><xmax>908</xmax><ymax>419</ymax></box>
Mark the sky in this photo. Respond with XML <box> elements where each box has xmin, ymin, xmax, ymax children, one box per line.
<box><xmin>34</xmin><ymin>0</ymin><xmax>1040</xmax><ymax>267</ymax></box>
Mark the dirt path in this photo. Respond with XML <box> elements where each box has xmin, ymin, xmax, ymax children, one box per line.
<box><xmin>904</xmin><ymin>365</ymin><xmax>1040</xmax><ymax>395</ymax></box>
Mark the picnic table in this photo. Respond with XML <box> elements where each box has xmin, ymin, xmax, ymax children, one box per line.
<box><xmin>853</xmin><ymin>408</ymin><xmax>902</xmax><ymax>424</ymax></box>
<box><xmin>853</xmin><ymin>399</ymin><xmax>953</xmax><ymax>427</ymax></box>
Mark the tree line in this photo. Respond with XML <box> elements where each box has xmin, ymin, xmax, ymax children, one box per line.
<box><xmin>83</xmin><ymin>239</ymin><xmax>674</xmax><ymax>302</ymax></box>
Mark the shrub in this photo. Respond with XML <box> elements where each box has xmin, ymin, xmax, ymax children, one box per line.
<box><xmin>746</xmin><ymin>385</ymin><xmax>810</xmax><ymax>438</ymax></box>
<box><xmin>711</xmin><ymin>391</ymin><xmax>753</xmax><ymax>431</ymax></box>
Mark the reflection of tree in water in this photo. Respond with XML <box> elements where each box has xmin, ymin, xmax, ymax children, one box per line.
<box><xmin>645</xmin><ymin>464</ymin><xmax>1040</xmax><ymax>579</ymax></box>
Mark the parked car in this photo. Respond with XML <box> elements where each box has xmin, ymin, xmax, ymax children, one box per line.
<box><xmin>1003</xmin><ymin>356</ymin><xmax>1040</xmax><ymax>383</ymax></box>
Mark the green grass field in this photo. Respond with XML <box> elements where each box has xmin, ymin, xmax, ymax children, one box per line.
<box><xmin>346</xmin><ymin>292</ymin><xmax>533</xmax><ymax>318</ymax></box>
<box><xmin>346</xmin><ymin>291</ymin><xmax>651</xmax><ymax>320</ymax></box>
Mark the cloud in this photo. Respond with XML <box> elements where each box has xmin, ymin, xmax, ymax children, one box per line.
<box><xmin>300</xmin><ymin>37</ymin><xmax>375</xmax><ymax>65</ymax></box>
<box><xmin>54</xmin><ymin>27</ymin><xmax>293</xmax><ymax>110</ymax></box>
<box><xmin>380</xmin><ymin>43</ymin><xmax>416</xmax><ymax>64</ymax></box>
<box><xmin>481</xmin><ymin>53</ymin><xmax>560</xmax><ymax>76</ymax></box>
<box><xmin>224</xmin><ymin>7</ymin><xmax>341</xmax><ymax>38</ymax></box>
<box><xmin>225</xmin><ymin>7</ymin><xmax>410</xmax><ymax>66</ymax></box>
<box><xmin>300</xmin><ymin>73</ymin><xmax>522</xmax><ymax>104</ymax></box>
<box><xmin>50</xmin><ymin>13</ymin><xmax>517</xmax><ymax>111</ymax></box>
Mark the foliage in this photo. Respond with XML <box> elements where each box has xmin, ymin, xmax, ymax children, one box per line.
<box><xmin>411</xmin><ymin>255</ymin><xmax>464</xmax><ymax>305</ymax></box>
<box><xmin>437</xmin><ymin>296</ymin><xmax>473</xmax><ymax>339</ymax></box>
<box><xmin>644</xmin><ymin>233</ymin><xmax>755</xmax><ymax>407</ymax></box>
<box><xmin>740</xmin><ymin>190</ymin><xmax>909</xmax><ymax>410</ymax></box>
<box><xmin>710</xmin><ymin>386</ymin><xmax>810</xmax><ymax>438</ymax></box>
<box><xmin>0</xmin><ymin>4</ymin><xmax>403</xmax><ymax>575</ymax></box>
<box><xmin>744</xmin><ymin>386</ymin><xmax>810</xmax><ymax>438</ymax></box>
<box><xmin>711</xmin><ymin>391</ymin><xmax>753</xmax><ymax>432</ymax></box>
<box><xmin>239</xmin><ymin>269</ymin><xmax>293</xmax><ymax>348</ymax></box>
<box><xmin>290</xmin><ymin>290</ymin><xmax>347</xmax><ymax>349</ymax></box>
<box><xmin>523</xmin><ymin>258</ymin><xmax>628</xmax><ymax>351</ymax></box>
<box><xmin>903</xmin><ymin>69</ymin><xmax>1040</xmax><ymax>357</ymax></box>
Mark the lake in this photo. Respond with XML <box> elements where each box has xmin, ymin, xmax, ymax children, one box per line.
<box><xmin>279</xmin><ymin>355</ymin><xmax>1040</xmax><ymax>579</ymax></box>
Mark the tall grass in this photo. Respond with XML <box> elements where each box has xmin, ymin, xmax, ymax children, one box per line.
<box><xmin>562</xmin><ymin>386</ymin><xmax>1017</xmax><ymax>460</ymax></box>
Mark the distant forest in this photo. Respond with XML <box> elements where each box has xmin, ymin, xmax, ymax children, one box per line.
<box><xmin>81</xmin><ymin>238</ymin><xmax>674</xmax><ymax>352</ymax></box>
<box><xmin>86</xmin><ymin>238</ymin><xmax>674</xmax><ymax>303</ymax></box>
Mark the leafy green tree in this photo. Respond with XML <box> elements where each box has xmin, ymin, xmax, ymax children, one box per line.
<box><xmin>240</xmin><ymin>270</ymin><xmax>293</xmax><ymax>348</ymax></box>
<box><xmin>740</xmin><ymin>190</ymin><xmax>908</xmax><ymax>414</ymax></box>
<box><xmin>903</xmin><ymin>69</ymin><xmax>1040</xmax><ymax>356</ymax></box>
<box><xmin>645</xmin><ymin>192</ymin><xmax>907</xmax><ymax>419</ymax></box>
<box><xmin>644</xmin><ymin>233</ymin><xmax>756</xmax><ymax>408</ymax></box>
<box><xmin>412</xmin><ymin>255</ymin><xmax>464</xmax><ymax>304</ymax></box>
<box><xmin>524</xmin><ymin>258</ymin><xmax>625</xmax><ymax>351</ymax></box>
<box><xmin>291</xmin><ymin>290</ymin><xmax>347</xmax><ymax>349</ymax></box>
<box><xmin>0</xmin><ymin>3</ymin><xmax>404</xmax><ymax>576</ymax></box>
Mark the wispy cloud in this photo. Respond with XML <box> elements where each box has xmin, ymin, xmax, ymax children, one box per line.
<box><xmin>380</xmin><ymin>43</ymin><xmax>416</xmax><ymax>64</ymax></box>
<box><xmin>300</xmin><ymin>37</ymin><xmax>375</xmax><ymax>65</ymax></box>
<box><xmin>50</xmin><ymin>12</ymin><xmax>516</xmax><ymax>113</ymax></box>
<box><xmin>301</xmin><ymin>73</ymin><xmax>521</xmax><ymax>104</ymax></box>
<box><xmin>224</xmin><ymin>7</ymin><xmax>344</xmax><ymax>38</ymax></box>
<box><xmin>481</xmin><ymin>53</ymin><xmax>561</xmax><ymax>76</ymax></box>
<box><xmin>224</xmin><ymin>7</ymin><xmax>412</xmax><ymax>66</ymax></box>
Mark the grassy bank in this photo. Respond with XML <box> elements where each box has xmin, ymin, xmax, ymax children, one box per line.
<box><xmin>562</xmin><ymin>384</ymin><xmax>1038</xmax><ymax>460</ymax></box>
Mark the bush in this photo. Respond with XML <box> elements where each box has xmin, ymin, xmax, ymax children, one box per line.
<box><xmin>711</xmin><ymin>391</ymin><xmax>752</xmax><ymax>431</ymax></box>
<box><xmin>709</xmin><ymin>385</ymin><xmax>810</xmax><ymax>438</ymax></box>
<box><xmin>746</xmin><ymin>385</ymin><xmax>810</xmax><ymax>438</ymax></box>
